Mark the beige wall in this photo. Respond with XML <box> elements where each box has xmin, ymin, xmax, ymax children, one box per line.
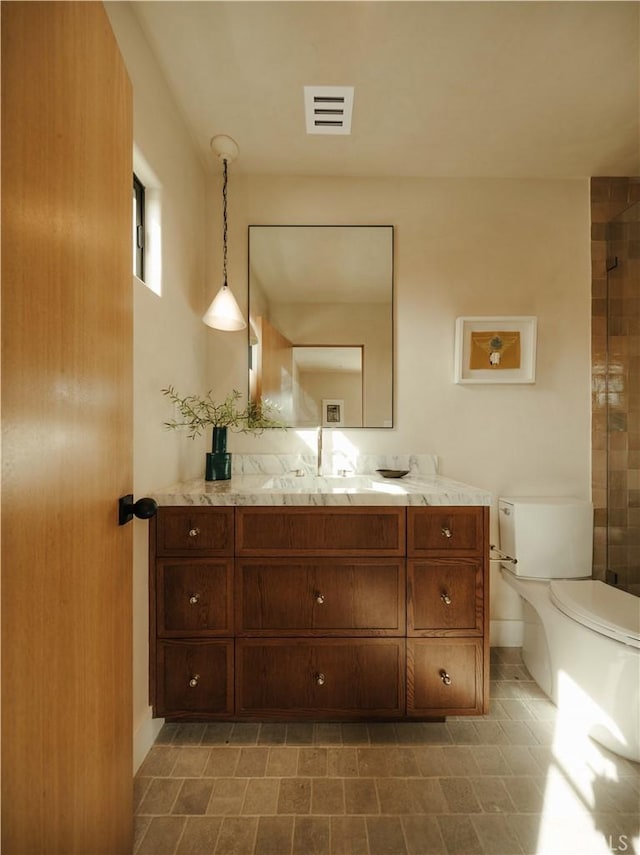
<box><xmin>209</xmin><ymin>174</ymin><xmax>593</xmax><ymax>641</ymax></box>
<box><xmin>106</xmin><ymin>3</ymin><xmax>210</xmax><ymax>770</ymax></box>
<box><xmin>213</xmin><ymin>174</ymin><xmax>591</xmax><ymax>496</ymax></box>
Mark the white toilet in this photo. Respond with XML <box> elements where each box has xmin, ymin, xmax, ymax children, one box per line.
<box><xmin>498</xmin><ymin>496</ymin><xmax>640</xmax><ymax>763</ymax></box>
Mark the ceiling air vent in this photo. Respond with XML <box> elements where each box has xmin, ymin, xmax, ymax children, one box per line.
<box><xmin>304</xmin><ymin>86</ymin><xmax>354</xmax><ymax>135</ymax></box>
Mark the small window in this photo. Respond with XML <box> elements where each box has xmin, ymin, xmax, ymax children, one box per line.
<box><xmin>133</xmin><ymin>174</ymin><xmax>145</xmax><ymax>281</ymax></box>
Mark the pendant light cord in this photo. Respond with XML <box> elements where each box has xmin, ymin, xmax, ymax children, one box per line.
<box><xmin>202</xmin><ymin>134</ymin><xmax>245</xmax><ymax>331</ymax></box>
<box><xmin>222</xmin><ymin>158</ymin><xmax>228</xmax><ymax>289</ymax></box>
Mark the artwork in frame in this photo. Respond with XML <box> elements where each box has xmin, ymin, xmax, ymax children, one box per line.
<box><xmin>454</xmin><ymin>316</ymin><xmax>537</xmax><ymax>384</ymax></box>
<box><xmin>322</xmin><ymin>399</ymin><xmax>345</xmax><ymax>427</ymax></box>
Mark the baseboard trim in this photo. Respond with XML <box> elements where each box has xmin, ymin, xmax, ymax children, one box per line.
<box><xmin>490</xmin><ymin>619</ymin><xmax>523</xmax><ymax>647</ymax></box>
<box><xmin>134</xmin><ymin>707</ymin><xmax>164</xmax><ymax>774</ymax></box>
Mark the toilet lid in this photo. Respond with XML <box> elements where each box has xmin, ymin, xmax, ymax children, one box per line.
<box><xmin>550</xmin><ymin>580</ymin><xmax>640</xmax><ymax>648</ymax></box>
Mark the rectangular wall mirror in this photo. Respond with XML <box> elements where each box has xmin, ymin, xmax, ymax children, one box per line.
<box><xmin>248</xmin><ymin>225</ymin><xmax>394</xmax><ymax>428</ymax></box>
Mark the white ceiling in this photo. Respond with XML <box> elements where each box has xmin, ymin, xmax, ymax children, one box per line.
<box><xmin>131</xmin><ymin>1</ymin><xmax>640</xmax><ymax>179</ymax></box>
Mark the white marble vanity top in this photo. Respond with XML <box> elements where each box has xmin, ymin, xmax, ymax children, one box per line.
<box><xmin>150</xmin><ymin>472</ymin><xmax>492</xmax><ymax>507</ymax></box>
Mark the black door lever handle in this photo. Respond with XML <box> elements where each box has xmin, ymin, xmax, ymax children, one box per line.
<box><xmin>118</xmin><ymin>494</ymin><xmax>158</xmax><ymax>526</ymax></box>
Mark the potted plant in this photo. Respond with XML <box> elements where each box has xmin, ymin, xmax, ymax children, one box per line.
<box><xmin>162</xmin><ymin>386</ymin><xmax>285</xmax><ymax>481</ymax></box>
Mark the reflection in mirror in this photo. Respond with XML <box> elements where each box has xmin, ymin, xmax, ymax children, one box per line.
<box><xmin>293</xmin><ymin>345</ymin><xmax>363</xmax><ymax>427</ymax></box>
<box><xmin>248</xmin><ymin>226</ymin><xmax>393</xmax><ymax>428</ymax></box>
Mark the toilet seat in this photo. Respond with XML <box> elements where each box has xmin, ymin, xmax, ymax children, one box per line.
<box><xmin>550</xmin><ymin>580</ymin><xmax>640</xmax><ymax>649</ymax></box>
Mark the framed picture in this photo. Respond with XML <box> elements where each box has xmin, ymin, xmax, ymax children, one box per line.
<box><xmin>322</xmin><ymin>399</ymin><xmax>345</xmax><ymax>427</ymax></box>
<box><xmin>454</xmin><ymin>316</ymin><xmax>537</xmax><ymax>384</ymax></box>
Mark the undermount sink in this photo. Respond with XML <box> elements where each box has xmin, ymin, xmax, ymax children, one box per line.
<box><xmin>261</xmin><ymin>474</ymin><xmax>411</xmax><ymax>494</ymax></box>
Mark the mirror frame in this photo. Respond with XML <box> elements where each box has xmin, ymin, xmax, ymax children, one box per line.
<box><xmin>248</xmin><ymin>224</ymin><xmax>395</xmax><ymax>429</ymax></box>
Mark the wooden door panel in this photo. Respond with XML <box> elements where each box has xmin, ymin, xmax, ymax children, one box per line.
<box><xmin>1</xmin><ymin>3</ymin><xmax>133</xmax><ymax>851</ymax></box>
<box><xmin>237</xmin><ymin>558</ymin><xmax>405</xmax><ymax>635</ymax></box>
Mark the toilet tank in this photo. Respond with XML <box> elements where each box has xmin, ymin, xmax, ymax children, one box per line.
<box><xmin>498</xmin><ymin>497</ymin><xmax>593</xmax><ymax>579</ymax></box>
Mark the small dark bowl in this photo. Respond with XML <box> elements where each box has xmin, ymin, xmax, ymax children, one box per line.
<box><xmin>376</xmin><ymin>469</ymin><xmax>410</xmax><ymax>479</ymax></box>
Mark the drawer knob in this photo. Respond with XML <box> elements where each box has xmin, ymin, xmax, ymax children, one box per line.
<box><xmin>189</xmin><ymin>674</ymin><xmax>200</xmax><ymax>688</ymax></box>
<box><xmin>440</xmin><ymin>670</ymin><xmax>452</xmax><ymax>686</ymax></box>
<box><xmin>441</xmin><ymin>526</ymin><xmax>452</xmax><ymax>539</ymax></box>
<box><xmin>315</xmin><ymin>672</ymin><xmax>326</xmax><ymax>686</ymax></box>
<box><xmin>188</xmin><ymin>527</ymin><xmax>200</xmax><ymax>538</ymax></box>
<box><xmin>440</xmin><ymin>592</ymin><xmax>452</xmax><ymax>605</ymax></box>
<box><xmin>189</xmin><ymin>593</ymin><xmax>200</xmax><ymax>605</ymax></box>
<box><xmin>315</xmin><ymin>592</ymin><xmax>325</xmax><ymax>605</ymax></box>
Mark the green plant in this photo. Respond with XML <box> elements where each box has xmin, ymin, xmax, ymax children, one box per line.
<box><xmin>161</xmin><ymin>386</ymin><xmax>285</xmax><ymax>439</ymax></box>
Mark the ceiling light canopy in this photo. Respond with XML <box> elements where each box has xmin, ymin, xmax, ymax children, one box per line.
<box><xmin>202</xmin><ymin>134</ymin><xmax>246</xmax><ymax>332</ymax></box>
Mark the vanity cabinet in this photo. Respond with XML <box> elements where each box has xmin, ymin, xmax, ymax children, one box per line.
<box><xmin>234</xmin><ymin>508</ymin><xmax>405</xmax><ymax>719</ymax></box>
<box><xmin>406</xmin><ymin>507</ymin><xmax>488</xmax><ymax>716</ymax></box>
<box><xmin>149</xmin><ymin>504</ymin><xmax>489</xmax><ymax>720</ymax></box>
<box><xmin>150</xmin><ymin>508</ymin><xmax>235</xmax><ymax>718</ymax></box>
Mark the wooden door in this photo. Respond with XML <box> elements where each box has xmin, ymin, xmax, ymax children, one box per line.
<box><xmin>1</xmin><ymin>3</ymin><xmax>133</xmax><ymax>852</ymax></box>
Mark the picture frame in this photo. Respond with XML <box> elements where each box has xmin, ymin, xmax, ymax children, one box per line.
<box><xmin>454</xmin><ymin>316</ymin><xmax>537</xmax><ymax>384</ymax></box>
<box><xmin>322</xmin><ymin>399</ymin><xmax>345</xmax><ymax>427</ymax></box>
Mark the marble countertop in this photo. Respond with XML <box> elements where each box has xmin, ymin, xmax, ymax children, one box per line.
<box><xmin>150</xmin><ymin>472</ymin><xmax>492</xmax><ymax>507</ymax></box>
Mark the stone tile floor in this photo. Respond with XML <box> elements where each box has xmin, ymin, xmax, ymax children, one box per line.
<box><xmin>134</xmin><ymin>648</ymin><xmax>639</xmax><ymax>854</ymax></box>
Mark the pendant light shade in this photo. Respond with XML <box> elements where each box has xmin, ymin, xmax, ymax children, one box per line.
<box><xmin>202</xmin><ymin>284</ymin><xmax>246</xmax><ymax>331</ymax></box>
<box><xmin>203</xmin><ymin>134</ymin><xmax>247</xmax><ymax>331</ymax></box>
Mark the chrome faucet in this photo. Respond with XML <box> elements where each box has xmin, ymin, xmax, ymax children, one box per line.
<box><xmin>317</xmin><ymin>427</ymin><xmax>323</xmax><ymax>476</ymax></box>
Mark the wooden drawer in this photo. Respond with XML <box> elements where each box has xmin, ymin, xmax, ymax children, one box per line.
<box><xmin>236</xmin><ymin>639</ymin><xmax>405</xmax><ymax>718</ymax></box>
<box><xmin>236</xmin><ymin>558</ymin><xmax>405</xmax><ymax>636</ymax></box>
<box><xmin>157</xmin><ymin>559</ymin><xmax>233</xmax><ymax>637</ymax></box>
<box><xmin>408</xmin><ymin>560</ymin><xmax>482</xmax><ymax>636</ymax></box>
<box><xmin>407</xmin><ymin>638</ymin><xmax>483</xmax><ymax>716</ymax></box>
<box><xmin>407</xmin><ymin>507</ymin><xmax>485</xmax><ymax>557</ymax></box>
<box><xmin>236</xmin><ymin>507</ymin><xmax>405</xmax><ymax>556</ymax></box>
<box><xmin>155</xmin><ymin>507</ymin><xmax>234</xmax><ymax>556</ymax></box>
<box><xmin>155</xmin><ymin>640</ymin><xmax>234</xmax><ymax>719</ymax></box>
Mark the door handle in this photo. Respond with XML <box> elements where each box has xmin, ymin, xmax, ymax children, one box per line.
<box><xmin>118</xmin><ymin>494</ymin><xmax>158</xmax><ymax>526</ymax></box>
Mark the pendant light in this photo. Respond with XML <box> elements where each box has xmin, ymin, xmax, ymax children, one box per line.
<box><xmin>202</xmin><ymin>134</ymin><xmax>247</xmax><ymax>331</ymax></box>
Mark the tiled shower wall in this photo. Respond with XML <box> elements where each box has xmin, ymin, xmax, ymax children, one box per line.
<box><xmin>591</xmin><ymin>177</ymin><xmax>640</xmax><ymax>591</ymax></box>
